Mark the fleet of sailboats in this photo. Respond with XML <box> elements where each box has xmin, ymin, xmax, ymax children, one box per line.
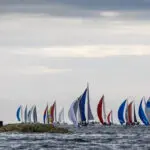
<box><xmin>16</xmin><ymin>84</ymin><xmax>150</xmax><ymax>127</ymax></box>
<box><xmin>16</xmin><ymin>105</ymin><xmax>38</xmax><ymax>123</ymax></box>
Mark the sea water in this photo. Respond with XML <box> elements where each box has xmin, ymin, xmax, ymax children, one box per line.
<box><xmin>0</xmin><ymin>124</ymin><xmax>150</xmax><ymax>150</ymax></box>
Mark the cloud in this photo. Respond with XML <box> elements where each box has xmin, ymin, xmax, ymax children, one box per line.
<box><xmin>13</xmin><ymin>45</ymin><xmax>150</xmax><ymax>58</ymax></box>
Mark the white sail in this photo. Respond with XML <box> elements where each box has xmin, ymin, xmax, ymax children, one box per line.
<box><xmin>68</xmin><ymin>99</ymin><xmax>78</xmax><ymax>127</ymax></box>
<box><xmin>28</xmin><ymin>106</ymin><xmax>34</xmax><ymax>123</ymax></box>
<box><xmin>33</xmin><ymin>106</ymin><xmax>38</xmax><ymax>123</ymax></box>
<box><xmin>58</xmin><ymin>108</ymin><xmax>64</xmax><ymax>123</ymax></box>
<box><xmin>87</xmin><ymin>83</ymin><xmax>94</xmax><ymax>122</ymax></box>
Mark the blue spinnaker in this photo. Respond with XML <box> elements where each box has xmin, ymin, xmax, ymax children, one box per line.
<box><xmin>139</xmin><ymin>98</ymin><xmax>149</xmax><ymax>125</ymax></box>
<box><xmin>16</xmin><ymin>105</ymin><xmax>21</xmax><ymax>122</ymax></box>
<box><xmin>79</xmin><ymin>88</ymin><xmax>87</xmax><ymax>122</ymax></box>
<box><xmin>118</xmin><ymin>99</ymin><xmax>127</xmax><ymax>125</ymax></box>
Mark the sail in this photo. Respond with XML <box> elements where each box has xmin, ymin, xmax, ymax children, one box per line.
<box><xmin>33</xmin><ymin>106</ymin><xmax>38</xmax><ymax>123</ymax></box>
<box><xmin>58</xmin><ymin>108</ymin><xmax>64</xmax><ymax>123</ymax></box>
<box><xmin>50</xmin><ymin>101</ymin><xmax>56</xmax><ymax>123</ymax></box>
<box><xmin>145</xmin><ymin>98</ymin><xmax>150</xmax><ymax>123</ymax></box>
<box><xmin>107</xmin><ymin>110</ymin><xmax>112</xmax><ymax>125</ymax></box>
<box><xmin>79</xmin><ymin>88</ymin><xmax>87</xmax><ymax>122</ymax></box>
<box><xmin>138</xmin><ymin>98</ymin><xmax>149</xmax><ymax>125</ymax></box>
<box><xmin>97</xmin><ymin>95</ymin><xmax>105</xmax><ymax>124</ymax></box>
<box><xmin>87</xmin><ymin>83</ymin><xmax>94</xmax><ymax>122</ymax></box>
<box><xmin>134</xmin><ymin>103</ymin><xmax>138</xmax><ymax>123</ymax></box>
<box><xmin>128</xmin><ymin>101</ymin><xmax>133</xmax><ymax>124</ymax></box>
<box><xmin>16</xmin><ymin>105</ymin><xmax>22</xmax><ymax>122</ymax></box>
<box><xmin>24</xmin><ymin>105</ymin><xmax>28</xmax><ymax>123</ymax></box>
<box><xmin>28</xmin><ymin>106</ymin><xmax>34</xmax><ymax>123</ymax></box>
<box><xmin>76</xmin><ymin>98</ymin><xmax>81</xmax><ymax>123</ymax></box>
<box><xmin>43</xmin><ymin>104</ymin><xmax>48</xmax><ymax>124</ymax></box>
<box><xmin>68</xmin><ymin>99</ymin><xmax>78</xmax><ymax>127</ymax></box>
<box><xmin>118</xmin><ymin>99</ymin><xmax>127</xmax><ymax>125</ymax></box>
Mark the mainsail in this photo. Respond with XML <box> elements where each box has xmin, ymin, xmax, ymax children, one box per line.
<box><xmin>97</xmin><ymin>95</ymin><xmax>106</xmax><ymax>125</ymax></box>
<box><xmin>118</xmin><ymin>99</ymin><xmax>127</xmax><ymax>125</ymax></box>
<box><xmin>24</xmin><ymin>105</ymin><xmax>28</xmax><ymax>123</ymax></box>
<box><xmin>138</xmin><ymin>97</ymin><xmax>149</xmax><ymax>125</ymax></box>
<box><xmin>58</xmin><ymin>108</ymin><xmax>64</xmax><ymax>123</ymax></box>
<box><xmin>68</xmin><ymin>99</ymin><xmax>78</xmax><ymax>127</ymax></box>
<box><xmin>33</xmin><ymin>106</ymin><xmax>38</xmax><ymax>123</ymax></box>
<box><xmin>16</xmin><ymin>105</ymin><xmax>22</xmax><ymax>122</ymax></box>
<box><xmin>87</xmin><ymin>83</ymin><xmax>94</xmax><ymax>122</ymax></box>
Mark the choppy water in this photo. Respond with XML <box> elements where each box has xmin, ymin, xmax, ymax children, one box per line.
<box><xmin>0</xmin><ymin>124</ymin><xmax>150</xmax><ymax>150</ymax></box>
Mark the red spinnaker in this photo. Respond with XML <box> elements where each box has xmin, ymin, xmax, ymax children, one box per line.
<box><xmin>97</xmin><ymin>95</ymin><xmax>104</xmax><ymax>124</ymax></box>
<box><xmin>50</xmin><ymin>102</ymin><xmax>56</xmax><ymax>123</ymax></box>
<box><xmin>128</xmin><ymin>101</ymin><xmax>133</xmax><ymax>124</ymax></box>
<box><xmin>107</xmin><ymin>110</ymin><xmax>112</xmax><ymax>125</ymax></box>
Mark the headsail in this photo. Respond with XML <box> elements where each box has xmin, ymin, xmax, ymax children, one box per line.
<box><xmin>87</xmin><ymin>83</ymin><xmax>94</xmax><ymax>122</ymax></box>
<box><xmin>97</xmin><ymin>95</ymin><xmax>105</xmax><ymax>124</ymax></box>
<box><xmin>16</xmin><ymin>105</ymin><xmax>22</xmax><ymax>122</ymax></box>
<box><xmin>68</xmin><ymin>99</ymin><xmax>78</xmax><ymax>127</ymax></box>
<box><xmin>58</xmin><ymin>108</ymin><xmax>64</xmax><ymax>123</ymax></box>
<box><xmin>138</xmin><ymin>97</ymin><xmax>149</xmax><ymax>125</ymax></box>
<box><xmin>118</xmin><ymin>99</ymin><xmax>127</xmax><ymax>125</ymax></box>
<box><xmin>79</xmin><ymin>88</ymin><xmax>87</xmax><ymax>122</ymax></box>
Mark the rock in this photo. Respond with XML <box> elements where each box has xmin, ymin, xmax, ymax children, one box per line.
<box><xmin>0</xmin><ymin>123</ymin><xmax>70</xmax><ymax>133</ymax></box>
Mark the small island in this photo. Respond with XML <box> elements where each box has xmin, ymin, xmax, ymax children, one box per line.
<box><xmin>0</xmin><ymin>123</ymin><xmax>69</xmax><ymax>133</ymax></box>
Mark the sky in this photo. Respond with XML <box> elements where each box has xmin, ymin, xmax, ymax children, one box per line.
<box><xmin>0</xmin><ymin>0</ymin><xmax>150</xmax><ymax>124</ymax></box>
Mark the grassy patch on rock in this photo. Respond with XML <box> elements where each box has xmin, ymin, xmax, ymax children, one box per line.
<box><xmin>0</xmin><ymin>123</ymin><xmax>69</xmax><ymax>133</ymax></box>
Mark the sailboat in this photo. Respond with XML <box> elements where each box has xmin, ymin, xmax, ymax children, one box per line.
<box><xmin>118</xmin><ymin>99</ymin><xmax>127</xmax><ymax>125</ymax></box>
<box><xmin>33</xmin><ymin>105</ymin><xmax>38</xmax><ymax>123</ymax></box>
<box><xmin>78</xmin><ymin>83</ymin><xmax>94</xmax><ymax>126</ymax></box>
<box><xmin>28</xmin><ymin>106</ymin><xmax>34</xmax><ymax>123</ymax></box>
<box><xmin>49</xmin><ymin>101</ymin><xmax>57</xmax><ymax>124</ymax></box>
<box><xmin>97</xmin><ymin>95</ymin><xmax>108</xmax><ymax>125</ymax></box>
<box><xmin>58</xmin><ymin>108</ymin><xmax>65</xmax><ymax>124</ymax></box>
<box><xmin>24</xmin><ymin>105</ymin><xmax>28</xmax><ymax>123</ymax></box>
<box><xmin>127</xmin><ymin>101</ymin><xmax>139</xmax><ymax>125</ymax></box>
<box><xmin>139</xmin><ymin>97</ymin><xmax>149</xmax><ymax>125</ymax></box>
<box><xmin>68</xmin><ymin>99</ymin><xmax>79</xmax><ymax>127</ymax></box>
<box><xmin>43</xmin><ymin>104</ymin><xmax>49</xmax><ymax>124</ymax></box>
<box><xmin>107</xmin><ymin>110</ymin><xmax>113</xmax><ymax>125</ymax></box>
<box><xmin>16</xmin><ymin>105</ymin><xmax>23</xmax><ymax>122</ymax></box>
